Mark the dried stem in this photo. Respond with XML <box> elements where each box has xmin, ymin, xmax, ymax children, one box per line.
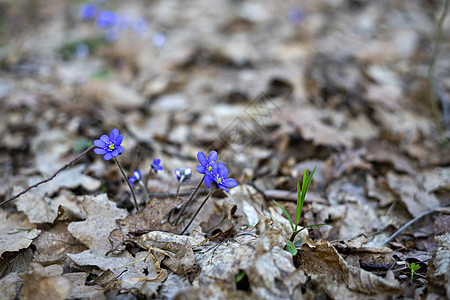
<box><xmin>0</xmin><ymin>145</ymin><xmax>95</xmax><ymax>207</ymax></box>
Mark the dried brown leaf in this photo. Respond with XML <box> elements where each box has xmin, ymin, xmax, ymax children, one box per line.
<box><xmin>118</xmin><ymin>197</ymin><xmax>181</xmax><ymax>234</ymax></box>
<box><xmin>64</xmin><ymin>272</ymin><xmax>106</xmax><ymax>300</ymax></box>
<box><xmin>67</xmin><ymin>194</ymin><xmax>128</xmax><ymax>254</ymax></box>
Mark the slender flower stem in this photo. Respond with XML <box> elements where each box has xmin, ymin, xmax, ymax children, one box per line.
<box><xmin>138</xmin><ymin>181</ymin><xmax>150</xmax><ymax>204</ymax></box>
<box><xmin>0</xmin><ymin>145</ymin><xmax>95</xmax><ymax>207</ymax></box>
<box><xmin>144</xmin><ymin>168</ymin><xmax>153</xmax><ymax>190</ymax></box>
<box><xmin>174</xmin><ymin>175</ymin><xmax>205</xmax><ymax>226</ymax></box>
<box><xmin>175</xmin><ymin>175</ymin><xmax>185</xmax><ymax>198</ymax></box>
<box><xmin>114</xmin><ymin>157</ymin><xmax>139</xmax><ymax>211</ymax></box>
<box><xmin>181</xmin><ymin>188</ymin><xmax>215</xmax><ymax>235</ymax></box>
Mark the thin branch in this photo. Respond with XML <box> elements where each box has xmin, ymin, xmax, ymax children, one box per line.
<box><xmin>0</xmin><ymin>145</ymin><xmax>95</xmax><ymax>207</ymax></box>
<box><xmin>381</xmin><ymin>201</ymin><xmax>450</xmax><ymax>247</ymax></box>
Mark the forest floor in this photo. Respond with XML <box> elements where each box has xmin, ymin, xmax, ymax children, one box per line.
<box><xmin>0</xmin><ymin>0</ymin><xmax>449</xmax><ymax>299</ymax></box>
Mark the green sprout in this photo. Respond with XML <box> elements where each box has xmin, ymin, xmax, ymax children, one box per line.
<box><xmin>408</xmin><ymin>263</ymin><xmax>420</xmax><ymax>283</ymax></box>
<box><xmin>273</xmin><ymin>167</ymin><xmax>325</xmax><ymax>255</ymax></box>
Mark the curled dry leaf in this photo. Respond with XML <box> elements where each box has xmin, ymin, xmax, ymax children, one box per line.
<box><xmin>299</xmin><ymin>239</ymin><xmax>402</xmax><ymax>297</ymax></box>
<box><xmin>118</xmin><ymin>197</ymin><xmax>182</xmax><ymax>234</ymax></box>
<box><xmin>67</xmin><ymin>194</ymin><xmax>128</xmax><ymax>254</ymax></box>
<box><xmin>387</xmin><ymin>172</ymin><xmax>441</xmax><ymax>218</ymax></box>
<box><xmin>20</xmin><ymin>263</ymin><xmax>71</xmax><ymax>300</ymax></box>
<box><xmin>0</xmin><ymin>210</ymin><xmax>40</xmax><ymax>257</ymax></box>
<box><xmin>164</xmin><ymin>242</ymin><xmax>196</xmax><ymax>274</ymax></box>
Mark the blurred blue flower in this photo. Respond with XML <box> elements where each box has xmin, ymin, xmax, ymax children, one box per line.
<box><xmin>93</xmin><ymin>128</ymin><xmax>124</xmax><ymax>160</ymax></box>
<box><xmin>204</xmin><ymin>162</ymin><xmax>237</xmax><ymax>193</ymax></box>
<box><xmin>96</xmin><ymin>10</ymin><xmax>117</xmax><ymax>28</ymax></box>
<box><xmin>196</xmin><ymin>150</ymin><xmax>218</xmax><ymax>176</ymax></box>
<box><xmin>75</xmin><ymin>43</ymin><xmax>89</xmax><ymax>58</ymax></box>
<box><xmin>288</xmin><ymin>7</ymin><xmax>305</xmax><ymax>25</ymax></box>
<box><xmin>152</xmin><ymin>32</ymin><xmax>166</xmax><ymax>49</ymax></box>
<box><xmin>79</xmin><ymin>3</ymin><xmax>98</xmax><ymax>21</ymax></box>
<box><xmin>152</xmin><ymin>158</ymin><xmax>163</xmax><ymax>172</ymax></box>
<box><xmin>175</xmin><ymin>167</ymin><xmax>192</xmax><ymax>183</ymax></box>
<box><xmin>128</xmin><ymin>170</ymin><xmax>142</xmax><ymax>187</ymax></box>
<box><xmin>133</xmin><ymin>18</ymin><xmax>147</xmax><ymax>36</ymax></box>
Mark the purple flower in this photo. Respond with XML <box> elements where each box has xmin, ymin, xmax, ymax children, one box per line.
<box><xmin>196</xmin><ymin>150</ymin><xmax>218</xmax><ymax>176</ymax></box>
<box><xmin>204</xmin><ymin>162</ymin><xmax>237</xmax><ymax>193</ymax></box>
<box><xmin>152</xmin><ymin>158</ymin><xmax>163</xmax><ymax>172</ymax></box>
<box><xmin>79</xmin><ymin>3</ymin><xmax>98</xmax><ymax>21</ymax></box>
<box><xmin>128</xmin><ymin>170</ymin><xmax>142</xmax><ymax>187</ymax></box>
<box><xmin>93</xmin><ymin>128</ymin><xmax>124</xmax><ymax>160</ymax></box>
<box><xmin>175</xmin><ymin>167</ymin><xmax>192</xmax><ymax>183</ymax></box>
<box><xmin>96</xmin><ymin>10</ymin><xmax>117</xmax><ymax>28</ymax></box>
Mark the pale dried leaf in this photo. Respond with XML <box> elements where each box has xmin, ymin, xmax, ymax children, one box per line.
<box><xmin>0</xmin><ymin>272</ymin><xmax>22</xmax><ymax>300</ymax></box>
<box><xmin>68</xmin><ymin>194</ymin><xmax>128</xmax><ymax>254</ymax></box>
<box><xmin>0</xmin><ymin>210</ymin><xmax>40</xmax><ymax>257</ymax></box>
<box><xmin>33</xmin><ymin>222</ymin><xmax>87</xmax><ymax>265</ymax></box>
<box><xmin>64</xmin><ymin>272</ymin><xmax>106</xmax><ymax>300</ymax></box>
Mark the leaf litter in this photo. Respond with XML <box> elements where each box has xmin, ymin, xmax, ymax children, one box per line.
<box><xmin>1</xmin><ymin>0</ymin><xmax>450</xmax><ymax>299</ymax></box>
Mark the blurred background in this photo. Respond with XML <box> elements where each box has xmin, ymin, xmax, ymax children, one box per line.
<box><xmin>0</xmin><ymin>0</ymin><xmax>449</xmax><ymax>240</ymax></box>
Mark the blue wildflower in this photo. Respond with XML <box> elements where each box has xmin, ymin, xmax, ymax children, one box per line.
<box><xmin>133</xmin><ymin>18</ymin><xmax>147</xmax><ymax>36</ymax></box>
<box><xmin>128</xmin><ymin>170</ymin><xmax>142</xmax><ymax>187</ymax></box>
<box><xmin>96</xmin><ymin>10</ymin><xmax>117</xmax><ymax>28</ymax></box>
<box><xmin>152</xmin><ymin>158</ymin><xmax>163</xmax><ymax>172</ymax></box>
<box><xmin>79</xmin><ymin>3</ymin><xmax>97</xmax><ymax>21</ymax></box>
<box><xmin>205</xmin><ymin>162</ymin><xmax>237</xmax><ymax>193</ymax></box>
<box><xmin>175</xmin><ymin>167</ymin><xmax>192</xmax><ymax>183</ymax></box>
<box><xmin>152</xmin><ymin>32</ymin><xmax>166</xmax><ymax>49</ymax></box>
<box><xmin>288</xmin><ymin>7</ymin><xmax>305</xmax><ymax>25</ymax></box>
<box><xmin>196</xmin><ymin>150</ymin><xmax>218</xmax><ymax>176</ymax></box>
<box><xmin>93</xmin><ymin>128</ymin><xmax>124</xmax><ymax>160</ymax></box>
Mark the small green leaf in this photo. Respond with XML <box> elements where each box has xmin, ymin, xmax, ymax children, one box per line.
<box><xmin>409</xmin><ymin>263</ymin><xmax>420</xmax><ymax>272</ymax></box>
<box><xmin>235</xmin><ymin>270</ymin><xmax>246</xmax><ymax>283</ymax></box>
<box><xmin>285</xmin><ymin>241</ymin><xmax>298</xmax><ymax>255</ymax></box>
<box><xmin>273</xmin><ymin>200</ymin><xmax>295</xmax><ymax>232</ymax></box>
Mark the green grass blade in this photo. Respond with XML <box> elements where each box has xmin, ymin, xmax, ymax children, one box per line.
<box><xmin>273</xmin><ymin>200</ymin><xmax>295</xmax><ymax>232</ymax></box>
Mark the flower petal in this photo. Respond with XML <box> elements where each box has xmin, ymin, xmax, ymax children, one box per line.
<box><xmin>223</xmin><ymin>178</ymin><xmax>237</xmax><ymax>188</ymax></box>
<box><xmin>104</xmin><ymin>153</ymin><xmax>113</xmax><ymax>160</ymax></box>
<box><xmin>204</xmin><ymin>175</ymin><xmax>212</xmax><ymax>188</ymax></box>
<box><xmin>111</xmin><ymin>149</ymin><xmax>119</xmax><ymax>157</ymax></box>
<box><xmin>100</xmin><ymin>135</ymin><xmax>110</xmax><ymax>143</ymax></box>
<box><xmin>208</xmin><ymin>150</ymin><xmax>218</xmax><ymax>162</ymax></box>
<box><xmin>110</xmin><ymin>128</ymin><xmax>119</xmax><ymax>140</ymax></box>
<box><xmin>94</xmin><ymin>139</ymin><xmax>106</xmax><ymax>148</ymax></box>
<box><xmin>116</xmin><ymin>146</ymin><xmax>124</xmax><ymax>154</ymax></box>
<box><xmin>115</xmin><ymin>134</ymin><xmax>123</xmax><ymax>145</ymax></box>
<box><xmin>196</xmin><ymin>165</ymin><xmax>205</xmax><ymax>174</ymax></box>
<box><xmin>197</xmin><ymin>151</ymin><xmax>207</xmax><ymax>166</ymax></box>
<box><xmin>218</xmin><ymin>184</ymin><xmax>229</xmax><ymax>193</ymax></box>
<box><xmin>94</xmin><ymin>148</ymin><xmax>107</xmax><ymax>155</ymax></box>
<box><xmin>218</xmin><ymin>163</ymin><xmax>229</xmax><ymax>178</ymax></box>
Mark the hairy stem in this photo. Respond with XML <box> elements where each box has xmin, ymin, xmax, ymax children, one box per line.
<box><xmin>114</xmin><ymin>157</ymin><xmax>139</xmax><ymax>211</ymax></box>
<box><xmin>174</xmin><ymin>175</ymin><xmax>205</xmax><ymax>226</ymax></box>
<box><xmin>181</xmin><ymin>189</ymin><xmax>215</xmax><ymax>235</ymax></box>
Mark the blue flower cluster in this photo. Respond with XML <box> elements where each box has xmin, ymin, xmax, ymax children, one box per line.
<box><xmin>196</xmin><ymin>151</ymin><xmax>237</xmax><ymax>193</ymax></box>
<box><xmin>79</xmin><ymin>2</ymin><xmax>148</xmax><ymax>42</ymax></box>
